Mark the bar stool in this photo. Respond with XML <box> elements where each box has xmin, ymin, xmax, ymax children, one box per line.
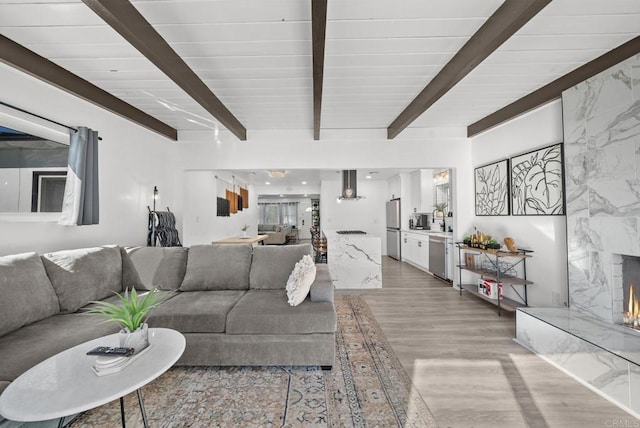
<box><xmin>313</xmin><ymin>236</ymin><xmax>327</xmax><ymax>263</ymax></box>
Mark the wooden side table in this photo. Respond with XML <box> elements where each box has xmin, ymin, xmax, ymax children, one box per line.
<box><xmin>212</xmin><ymin>235</ymin><xmax>268</xmax><ymax>245</ymax></box>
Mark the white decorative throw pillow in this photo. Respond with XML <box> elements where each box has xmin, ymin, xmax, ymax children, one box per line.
<box><xmin>286</xmin><ymin>255</ymin><xmax>317</xmax><ymax>306</ymax></box>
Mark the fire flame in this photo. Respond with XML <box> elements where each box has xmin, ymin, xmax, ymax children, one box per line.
<box><xmin>624</xmin><ymin>285</ymin><xmax>640</xmax><ymax>328</ymax></box>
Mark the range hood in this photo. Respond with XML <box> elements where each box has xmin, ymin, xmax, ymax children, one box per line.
<box><xmin>337</xmin><ymin>170</ymin><xmax>364</xmax><ymax>201</ymax></box>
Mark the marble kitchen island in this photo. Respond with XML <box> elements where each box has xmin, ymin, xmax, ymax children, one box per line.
<box><xmin>323</xmin><ymin>230</ymin><xmax>382</xmax><ymax>289</ymax></box>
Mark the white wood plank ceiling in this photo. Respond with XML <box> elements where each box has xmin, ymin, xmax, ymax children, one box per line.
<box><xmin>0</xmin><ymin>0</ymin><xmax>640</xmax><ymax>136</ymax></box>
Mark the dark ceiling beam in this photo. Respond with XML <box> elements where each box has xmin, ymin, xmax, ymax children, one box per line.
<box><xmin>387</xmin><ymin>0</ymin><xmax>551</xmax><ymax>140</ymax></box>
<box><xmin>82</xmin><ymin>0</ymin><xmax>247</xmax><ymax>141</ymax></box>
<box><xmin>0</xmin><ymin>34</ymin><xmax>177</xmax><ymax>141</ymax></box>
<box><xmin>312</xmin><ymin>0</ymin><xmax>328</xmax><ymax>140</ymax></box>
<box><xmin>468</xmin><ymin>34</ymin><xmax>640</xmax><ymax>138</ymax></box>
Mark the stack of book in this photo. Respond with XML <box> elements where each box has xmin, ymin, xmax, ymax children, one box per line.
<box><xmin>91</xmin><ymin>345</ymin><xmax>151</xmax><ymax>376</ymax></box>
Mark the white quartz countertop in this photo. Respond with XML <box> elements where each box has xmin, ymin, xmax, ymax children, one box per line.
<box><xmin>323</xmin><ymin>230</ymin><xmax>379</xmax><ymax>239</ymax></box>
<box><xmin>401</xmin><ymin>229</ymin><xmax>454</xmax><ymax>238</ymax></box>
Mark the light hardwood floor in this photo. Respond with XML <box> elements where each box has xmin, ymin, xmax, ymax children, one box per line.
<box><xmin>342</xmin><ymin>257</ymin><xmax>639</xmax><ymax>428</ymax></box>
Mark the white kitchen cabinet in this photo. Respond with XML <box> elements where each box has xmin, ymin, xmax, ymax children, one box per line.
<box><xmin>420</xmin><ymin>169</ymin><xmax>435</xmax><ymax>213</ymax></box>
<box><xmin>417</xmin><ymin>235</ymin><xmax>430</xmax><ymax>270</ymax></box>
<box><xmin>446</xmin><ymin>238</ymin><xmax>454</xmax><ymax>280</ymax></box>
<box><xmin>402</xmin><ymin>231</ymin><xmax>430</xmax><ymax>272</ymax></box>
<box><xmin>401</xmin><ymin>233</ymin><xmax>411</xmax><ymax>263</ymax></box>
<box><xmin>406</xmin><ymin>235</ymin><xmax>419</xmax><ymax>265</ymax></box>
<box><xmin>409</xmin><ymin>170</ymin><xmax>421</xmax><ymax>214</ymax></box>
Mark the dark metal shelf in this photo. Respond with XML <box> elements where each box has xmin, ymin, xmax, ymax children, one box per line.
<box><xmin>456</xmin><ymin>265</ymin><xmax>534</xmax><ymax>285</ymax></box>
<box><xmin>456</xmin><ymin>242</ymin><xmax>532</xmax><ymax>316</ymax></box>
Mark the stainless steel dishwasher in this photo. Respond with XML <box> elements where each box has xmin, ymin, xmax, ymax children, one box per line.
<box><xmin>429</xmin><ymin>235</ymin><xmax>447</xmax><ymax>280</ymax></box>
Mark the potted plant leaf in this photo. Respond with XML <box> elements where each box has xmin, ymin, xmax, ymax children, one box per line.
<box><xmin>486</xmin><ymin>238</ymin><xmax>501</xmax><ymax>252</ymax></box>
<box><xmin>86</xmin><ymin>288</ymin><xmax>169</xmax><ymax>354</ymax></box>
<box><xmin>433</xmin><ymin>202</ymin><xmax>448</xmax><ymax>217</ymax></box>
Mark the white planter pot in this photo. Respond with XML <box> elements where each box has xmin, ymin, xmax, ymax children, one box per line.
<box><xmin>119</xmin><ymin>323</ymin><xmax>149</xmax><ymax>354</ymax></box>
<box><xmin>242</xmin><ymin>230</ymin><xmax>248</xmax><ymax>238</ymax></box>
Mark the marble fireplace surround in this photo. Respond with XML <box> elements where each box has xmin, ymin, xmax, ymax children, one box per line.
<box><xmin>517</xmin><ymin>53</ymin><xmax>640</xmax><ymax>417</ymax></box>
<box><xmin>517</xmin><ymin>308</ymin><xmax>640</xmax><ymax>417</ymax></box>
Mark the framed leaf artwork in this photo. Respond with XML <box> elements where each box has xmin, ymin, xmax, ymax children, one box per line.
<box><xmin>510</xmin><ymin>143</ymin><xmax>565</xmax><ymax>215</ymax></box>
<box><xmin>474</xmin><ymin>159</ymin><xmax>509</xmax><ymax>216</ymax></box>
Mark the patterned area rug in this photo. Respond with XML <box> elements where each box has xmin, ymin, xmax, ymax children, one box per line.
<box><xmin>73</xmin><ymin>295</ymin><xmax>437</xmax><ymax>427</ymax></box>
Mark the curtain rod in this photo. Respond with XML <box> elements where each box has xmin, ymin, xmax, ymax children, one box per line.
<box><xmin>0</xmin><ymin>101</ymin><xmax>102</xmax><ymax>141</ymax></box>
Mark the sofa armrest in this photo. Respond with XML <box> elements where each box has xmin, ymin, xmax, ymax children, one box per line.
<box><xmin>310</xmin><ymin>265</ymin><xmax>334</xmax><ymax>303</ymax></box>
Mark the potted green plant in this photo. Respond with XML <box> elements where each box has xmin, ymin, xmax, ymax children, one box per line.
<box><xmin>433</xmin><ymin>202</ymin><xmax>448</xmax><ymax>217</ymax></box>
<box><xmin>486</xmin><ymin>239</ymin><xmax>501</xmax><ymax>251</ymax></box>
<box><xmin>86</xmin><ymin>288</ymin><xmax>169</xmax><ymax>354</ymax></box>
<box><xmin>463</xmin><ymin>236</ymin><xmax>472</xmax><ymax>246</ymax></box>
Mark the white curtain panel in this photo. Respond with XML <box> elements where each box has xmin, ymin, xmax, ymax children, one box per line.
<box><xmin>258</xmin><ymin>202</ymin><xmax>298</xmax><ymax>225</ymax></box>
<box><xmin>59</xmin><ymin>127</ymin><xmax>99</xmax><ymax>226</ymax></box>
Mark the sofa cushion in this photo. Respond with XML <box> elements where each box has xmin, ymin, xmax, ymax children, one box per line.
<box><xmin>310</xmin><ymin>265</ymin><xmax>334</xmax><ymax>303</ymax></box>
<box><xmin>121</xmin><ymin>247</ymin><xmax>143</xmax><ymax>290</ymax></box>
<box><xmin>147</xmin><ymin>290</ymin><xmax>246</xmax><ymax>333</ymax></box>
<box><xmin>250</xmin><ymin>244</ymin><xmax>313</xmax><ymax>289</ymax></box>
<box><xmin>226</xmin><ymin>290</ymin><xmax>336</xmax><ymax>335</ymax></box>
<box><xmin>42</xmin><ymin>246</ymin><xmax>123</xmax><ymax>313</ymax></box>
<box><xmin>0</xmin><ymin>252</ymin><xmax>60</xmax><ymax>337</ymax></box>
<box><xmin>0</xmin><ymin>313</ymin><xmax>119</xmax><ymax>383</ymax></box>
<box><xmin>123</xmin><ymin>246</ymin><xmax>188</xmax><ymax>291</ymax></box>
<box><xmin>180</xmin><ymin>244</ymin><xmax>252</xmax><ymax>291</ymax></box>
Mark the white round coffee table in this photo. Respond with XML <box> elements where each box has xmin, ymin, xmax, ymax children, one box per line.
<box><xmin>0</xmin><ymin>328</ymin><xmax>185</xmax><ymax>427</ymax></box>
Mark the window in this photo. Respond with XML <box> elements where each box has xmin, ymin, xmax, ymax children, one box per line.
<box><xmin>259</xmin><ymin>202</ymin><xmax>298</xmax><ymax>226</ymax></box>
<box><xmin>31</xmin><ymin>171</ymin><xmax>67</xmax><ymax>212</ymax></box>
<box><xmin>0</xmin><ymin>126</ymin><xmax>68</xmax><ymax>214</ymax></box>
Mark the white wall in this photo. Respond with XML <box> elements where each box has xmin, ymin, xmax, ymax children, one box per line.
<box><xmin>470</xmin><ymin>100</ymin><xmax>568</xmax><ymax>307</ymax></box>
<box><xmin>0</xmin><ymin>63</ymin><xmax>177</xmax><ymax>255</ymax></box>
<box><xmin>387</xmin><ymin>174</ymin><xmax>401</xmax><ymax>200</ymax></box>
<box><xmin>0</xmin><ymin>169</ymin><xmax>20</xmax><ymax>212</ymax></box>
<box><xmin>253</xmin><ymin>183</ymin><xmax>321</xmax><ymax>197</ymax></box>
<box><xmin>320</xmin><ymin>179</ymin><xmax>389</xmax><ymax>252</ymax></box>
<box><xmin>182</xmin><ymin>170</ymin><xmax>258</xmax><ymax>245</ymax></box>
<box><xmin>421</xmin><ymin>169</ymin><xmax>435</xmax><ymax>213</ymax></box>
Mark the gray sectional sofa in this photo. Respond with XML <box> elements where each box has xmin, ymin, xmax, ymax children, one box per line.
<box><xmin>257</xmin><ymin>224</ymin><xmax>293</xmax><ymax>245</ymax></box>
<box><xmin>0</xmin><ymin>243</ymin><xmax>336</xmax><ymax>396</ymax></box>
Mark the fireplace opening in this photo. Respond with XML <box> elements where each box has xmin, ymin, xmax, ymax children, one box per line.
<box><xmin>622</xmin><ymin>255</ymin><xmax>640</xmax><ymax>330</ymax></box>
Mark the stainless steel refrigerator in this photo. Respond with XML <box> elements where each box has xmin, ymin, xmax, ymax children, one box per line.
<box><xmin>386</xmin><ymin>199</ymin><xmax>401</xmax><ymax>260</ymax></box>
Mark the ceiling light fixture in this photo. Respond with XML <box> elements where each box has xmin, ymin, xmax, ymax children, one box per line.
<box><xmin>268</xmin><ymin>170</ymin><xmax>286</xmax><ymax>178</ymax></box>
<box><xmin>265</xmin><ymin>181</ymin><xmax>271</xmax><ymax>185</ymax></box>
<box><xmin>301</xmin><ymin>181</ymin><xmax>307</xmax><ymax>185</ymax></box>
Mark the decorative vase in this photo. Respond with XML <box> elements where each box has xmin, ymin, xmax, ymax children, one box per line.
<box><xmin>119</xmin><ymin>323</ymin><xmax>149</xmax><ymax>354</ymax></box>
<box><xmin>242</xmin><ymin>230</ymin><xmax>248</xmax><ymax>238</ymax></box>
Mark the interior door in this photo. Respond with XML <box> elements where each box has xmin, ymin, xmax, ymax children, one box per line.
<box><xmin>298</xmin><ymin>201</ymin><xmax>312</xmax><ymax>239</ymax></box>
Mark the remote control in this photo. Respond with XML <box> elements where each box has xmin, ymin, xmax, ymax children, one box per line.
<box><xmin>86</xmin><ymin>346</ymin><xmax>134</xmax><ymax>357</ymax></box>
